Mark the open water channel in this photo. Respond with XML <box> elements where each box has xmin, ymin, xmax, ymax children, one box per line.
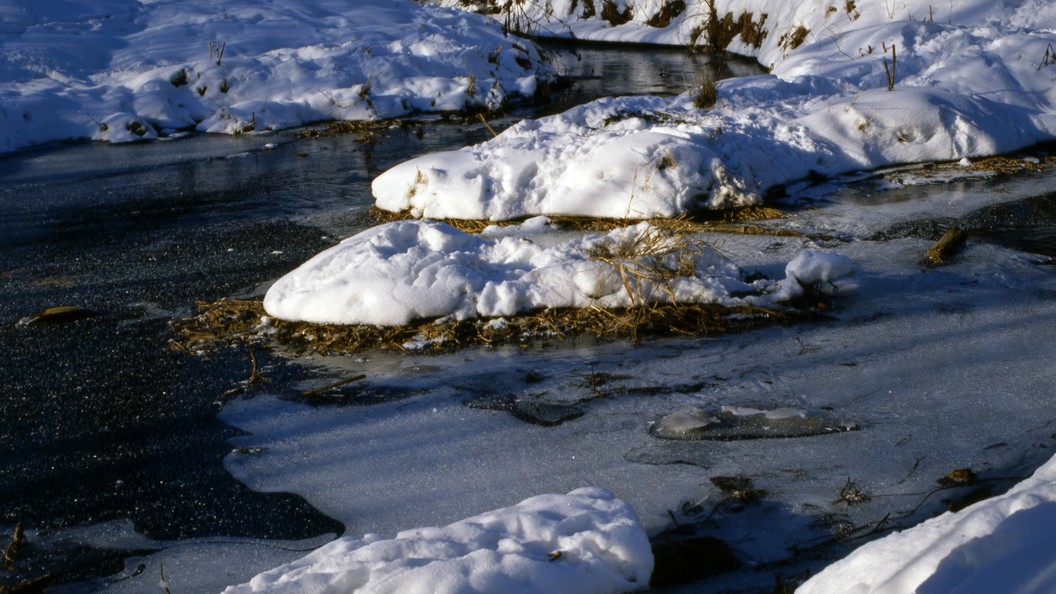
<box><xmin>2</xmin><ymin>41</ymin><xmax>1056</xmax><ymax>593</ymax></box>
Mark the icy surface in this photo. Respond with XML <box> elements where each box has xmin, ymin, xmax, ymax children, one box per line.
<box><xmin>223</xmin><ymin>487</ymin><xmax>652</xmax><ymax>594</ymax></box>
<box><xmin>799</xmin><ymin>454</ymin><xmax>1056</xmax><ymax>594</ymax></box>
<box><xmin>377</xmin><ymin>0</ymin><xmax>1056</xmax><ymax>218</ymax></box>
<box><xmin>226</xmin><ymin>166</ymin><xmax>1056</xmax><ymax>591</ymax></box>
<box><xmin>0</xmin><ymin>0</ymin><xmax>552</xmax><ymax>152</ymax></box>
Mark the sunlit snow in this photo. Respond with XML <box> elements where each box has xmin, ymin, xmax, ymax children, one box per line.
<box><xmin>8</xmin><ymin>0</ymin><xmax>1056</xmax><ymax>592</ymax></box>
<box><xmin>0</xmin><ymin>0</ymin><xmax>552</xmax><ymax>152</ymax></box>
<box><xmin>262</xmin><ymin>219</ymin><xmax>848</xmax><ymax>326</ymax></box>
<box><xmin>377</xmin><ymin>0</ymin><xmax>1056</xmax><ymax>218</ymax></box>
<box><xmin>224</xmin><ymin>488</ymin><xmax>653</xmax><ymax>594</ymax></box>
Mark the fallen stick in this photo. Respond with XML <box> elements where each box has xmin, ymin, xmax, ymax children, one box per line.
<box><xmin>922</xmin><ymin>227</ymin><xmax>967</xmax><ymax>267</ymax></box>
<box><xmin>301</xmin><ymin>374</ymin><xmax>367</xmax><ymax>396</ymax></box>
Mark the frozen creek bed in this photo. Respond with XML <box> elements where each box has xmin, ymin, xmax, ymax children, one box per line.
<box><xmin>99</xmin><ymin>158</ymin><xmax>1056</xmax><ymax>593</ymax></box>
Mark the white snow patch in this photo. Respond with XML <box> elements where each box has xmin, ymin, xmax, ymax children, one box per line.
<box><xmin>223</xmin><ymin>487</ymin><xmax>652</xmax><ymax>594</ymax></box>
<box><xmin>775</xmin><ymin>249</ymin><xmax>854</xmax><ymax>301</ymax></box>
<box><xmin>262</xmin><ymin>220</ymin><xmax>756</xmax><ymax>326</ymax></box>
<box><xmin>0</xmin><ymin>0</ymin><xmax>553</xmax><ymax>153</ymax></box>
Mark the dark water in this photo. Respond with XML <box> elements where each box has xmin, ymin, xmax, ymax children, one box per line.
<box><xmin>0</xmin><ymin>44</ymin><xmax>759</xmax><ymax>586</ymax></box>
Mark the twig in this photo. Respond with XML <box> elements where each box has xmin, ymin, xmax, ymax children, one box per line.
<box><xmin>301</xmin><ymin>374</ymin><xmax>367</xmax><ymax>396</ymax></box>
<box><xmin>1040</xmin><ymin>43</ymin><xmax>1056</xmax><ymax>70</ymax></box>
<box><xmin>882</xmin><ymin>43</ymin><xmax>897</xmax><ymax>91</ymax></box>
<box><xmin>3</xmin><ymin>521</ymin><xmax>25</xmax><ymax>569</ymax></box>
<box><xmin>477</xmin><ymin>113</ymin><xmax>498</xmax><ymax>138</ymax></box>
<box><xmin>897</xmin><ymin>455</ymin><xmax>927</xmax><ymax>484</ymax></box>
<box><xmin>160</xmin><ymin>560</ymin><xmax>172</xmax><ymax>594</ymax></box>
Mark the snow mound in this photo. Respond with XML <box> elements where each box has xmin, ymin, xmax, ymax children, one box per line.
<box><xmin>263</xmin><ymin>220</ymin><xmax>754</xmax><ymax>326</ymax></box>
<box><xmin>223</xmin><ymin>487</ymin><xmax>653</xmax><ymax>594</ymax></box>
<box><xmin>799</xmin><ymin>453</ymin><xmax>1056</xmax><ymax>594</ymax></box>
<box><xmin>371</xmin><ymin>95</ymin><xmax>804</xmax><ymax>219</ymax></box>
<box><xmin>376</xmin><ymin>0</ymin><xmax>1056</xmax><ymax>218</ymax></box>
<box><xmin>776</xmin><ymin>250</ymin><xmax>854</xmax><ymax>301</ymax></box>
<box><xmin>0</xmin><ymin>0</ymin><xmax>552</xmax><ymax>153</ymax></box>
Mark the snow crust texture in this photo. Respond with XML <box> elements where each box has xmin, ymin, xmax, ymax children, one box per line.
<box><xmin>222</xmin><ymin>487</ymin><xmax>653</xmax><ymax>594</ymax></box>
<box><xmin>380</xmin><ymin>0</ymin><xmax>1056</xmax><ymax>218</ymax></box>
<box><xmin>0</xmin><ymin>0</ymin><xmax>552</xmax><ymax>152</ymax></box>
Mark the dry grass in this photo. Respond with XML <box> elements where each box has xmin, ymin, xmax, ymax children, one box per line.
<box><xmin>369</xmin><ymin>205</ymin><xmax>793</xmax><ymax>235</ymax></box>
<box><xmin>693</xmin><ymin>77</ymin><xmax>718</xmax><ymax>109</ymax></box>
<box><xmin>171</xmin><ymin>298</ymin><xmax>804</xmax><ymax>357</ymax></box>
<box><xmin>779</xmin><ymin>25</ymin><xmax>810</xmax><ymax>52</ymax></box>
<box><xmin>298</xmin><ymin>120</ymin><xmax>392</xmax><ymax>142</ymax></box>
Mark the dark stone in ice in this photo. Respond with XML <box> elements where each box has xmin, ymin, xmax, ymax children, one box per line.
<box><xmin>650</xmin><ymin>531</ymin><xmax>741</xmax><ymax>586</ymax></box>
<box><xmin>463</xmin><ymin>393</ymin><xmax>585</xmax><ymax>427</ymax></box>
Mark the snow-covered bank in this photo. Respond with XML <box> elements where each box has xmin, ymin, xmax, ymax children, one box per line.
<box><xmin>223</xmin><ymin>488</ymin><xmax>652</xmax><ymax>594</ymax></box>
<box><xmin>0</xmin><ymin>0</ymin><xmax>552</xmax><ymax>153</ymax></box>
<box><xmin>375</xmin><ymin>0</ymin><xmax>1056</xmax><ymax>218</ymax></box>
<box><xmin>799</xmin><ymin>453</ymin><xmax>1056</xmax><ymax>594</ymax></box>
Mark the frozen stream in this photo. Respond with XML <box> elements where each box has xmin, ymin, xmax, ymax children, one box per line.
<box><xmin>2</xmin><ymin>42</ymin><xmax>1056</xmax><ymax>592</ymax></box>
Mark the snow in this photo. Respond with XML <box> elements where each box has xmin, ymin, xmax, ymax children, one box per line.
<box><xmin>262</xmin><ymin>219</ymin><xmax>785</xmax><ymax>325</ymax></box>
<box><xmin>799</xmin><ymin>454</ymin><xmax>1056</xmax><ymax>594</ymax></box>
<box><xmin>223</xmin><ymin>487</ymin><xmax>652</xmax><ymax>594</ymax></box>
<box><xmin>9</xmin><ymin>0</ymin><xmax>1055</xmax><ymax>591</ymax></box>
<box><xmin>0</xmin><ymin>0</ymin><xmax>552</xmax><ymax>153</ymax></box>
<box><xmin>376</xmin><ymin>0</ymin><xmax>1056</xmax><ymax>219</ymax></box>
<box><xmin>776</xmin><ymin>249</ymin><xmax>854</xmax><ymax>300</ymax></box>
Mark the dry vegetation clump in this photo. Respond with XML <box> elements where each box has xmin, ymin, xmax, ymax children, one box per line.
<box><xmin>779</xmin><ymin>25</ymin><xmax>810</xmax><ymax>52</ymax></box>
<box><xmin>693</xmin><ymin>76</ymin><xmax>718</xmax><ymax>109</ymax></box>
<box><xmin>370</xmin><ymin>205</ymin><xmax>792</xmax><ymax>234</ymax></box>
<box><xmin>371</xmin><ymin>205</ymin><xmax>823</xmax><ymax>240</ymax></box>
<box><xmin>171</xmin><ymin>298</ymin><xmax>802</xmax><ymax>357</ymax></box>
<box><xmin>172</xmin><ymin>212</ymin><xmax>823</xmax><ymax>357</ymax></box>
<box><xmin>298</xmin><ymin>120</ymin><xmax>394</xmax><ymax>142</ymax></box>
<box><xmin>690</xmin><ymin>5</ymin><xmax>768</xmax><ymax>51</ymax></box>
<box><xmin>878</xmin><ymin>152</ymin><xmax>1056</xmax><ymax>183</ymax></box>
<box><xmin>600</xmin><ymin>0</ymin><xmax>633</xmax><ymax>25</ymax></box>
<box><xmin>646</xmin><ymin>0</ymin><xmax>687</xmax><ymax>28</ymax></box>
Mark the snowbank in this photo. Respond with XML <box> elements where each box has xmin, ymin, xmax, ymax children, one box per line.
<box><xmin>0</xmin><ymin>0</ymin><xmax>552</xmax><ymax>152</ymax></box>
<box><xmin>377</xmin><ymin>0</ymin><xmax>1056</xmax><ymax>218</ymax></box>
<box><xmin>223</xmin><ymin>487</ymin><xmax>653</xmax><ymax>594</ymax></box>
<box><xmin>262</xmin><ymin>219</ymin><xmax>759</xmax><ymax>325</ymax></box>
<box><xmin>798</xmin><ymin>453</ymin><xmax>1056</xmax><ymax>594</ymax></box>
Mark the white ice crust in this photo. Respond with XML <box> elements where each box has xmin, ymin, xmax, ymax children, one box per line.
<box><xmin>223</xmin><ymin>487</ymin><xmax>653</xmax><ymax>594</ymax></box>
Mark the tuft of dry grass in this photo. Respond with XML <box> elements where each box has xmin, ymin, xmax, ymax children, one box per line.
<box><xmin>779</xmin><ymin>25</ymin><xmax>810</xmax><ymax>52</ymax></box>
<box><xmin>693</xmin><ymin>77</ymin><xmax>718</xmax><ymax>110</ymax></box>
<box><xmin>371</xmin><ymin>205</ymin><xmax>788</xmax><ymax>232</ymax></box>
<box><xmin>172</xmin><ymin>296</ymin><xmax>804</xmax><ymax>357</ymax></box>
